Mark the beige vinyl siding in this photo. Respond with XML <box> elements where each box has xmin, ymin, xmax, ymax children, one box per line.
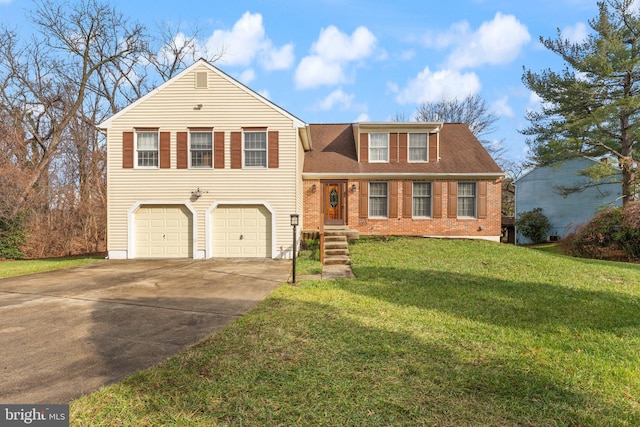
<box><xmin>106</xmin><ymin>63</ymin><xmax>301</xmax><ymax>258</ymax></box>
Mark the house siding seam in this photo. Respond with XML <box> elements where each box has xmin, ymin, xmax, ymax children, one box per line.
<box><xmin>303</xmin><ymin>179</ymin><xmax>501</xmax><ymax>239</ymax></box>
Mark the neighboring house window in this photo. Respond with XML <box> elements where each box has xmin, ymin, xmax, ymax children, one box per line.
<box><xmin>190</xmin><ymin>131</ymin><xmax>212</xmax><ymax>168</ymax></box>
<box><xmin>136</xmin><ymin>131</ymin><xmax>158</xmax><ymax>167</ymax></box>
<box><xmin>369</xmin><ymin>133</ymin><xmax>388</xmax><ymax>162</ymax></box>
<box><xmin>413</xmin><ymin>182</ymin><xmax>432</xmax><ymax>217</ymax></box>
<box><xmin>408</xmin><ymin>133</ymin><xmax>428</xmax><ymax>162</ymax></box>
<box><xmin>369</xmin><ymin>182</ymin><xmax>388</xmax><ymax>218</ymax></box>
<box><xmin>458</xmin><ymin>182</ymin><xmax>477</xmax><ymax>218</ymax></box>
<box><xmin>244</xmin><ymin>131</ymin><xmax>267</xmax><ymax>167</ymax></box>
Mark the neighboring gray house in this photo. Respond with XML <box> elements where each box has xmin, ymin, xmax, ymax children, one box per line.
<box><xmin>514</xmin><ymin>157</ymin><xmax>622</xmax><ymax>244</ymax></box>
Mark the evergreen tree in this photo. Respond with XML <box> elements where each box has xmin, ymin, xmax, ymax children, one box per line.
<box><xmin>522</xmin><ymin>0</ymin><xmax>640</xmax><ymax>204</ymax></box>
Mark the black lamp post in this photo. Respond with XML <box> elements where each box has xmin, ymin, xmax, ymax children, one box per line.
<box><xmin>290</xmin><ymin>214</ymin><xmax>299</xmax><ymax>283</ymax></box>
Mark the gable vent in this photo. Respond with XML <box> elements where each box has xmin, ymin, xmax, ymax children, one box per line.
<box><xmin>195</xmin><ymin>71</ymin><xmax>208</xmax><ymax>89</ymax></box>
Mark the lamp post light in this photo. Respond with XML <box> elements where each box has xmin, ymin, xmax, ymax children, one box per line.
<box><xmin>290</xmin><ymin>214</ymin><xmax>299</xmax><ymax>283</ymax></box>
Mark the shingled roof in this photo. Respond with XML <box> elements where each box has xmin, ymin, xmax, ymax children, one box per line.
<box><xmin>303</xmin><ymin>123</ymin><xmax>503</xmax><ymax>175</ymax></box>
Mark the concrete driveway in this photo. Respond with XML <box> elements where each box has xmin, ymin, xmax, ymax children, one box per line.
<box><xmin>0</xmin><ymin>259</ymin><xmax>290</xmax><ymax>404</ymax></box>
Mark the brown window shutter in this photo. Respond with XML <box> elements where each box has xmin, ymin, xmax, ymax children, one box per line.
<box><xmin>359</xmin><ymin>180</ymin><xmax>368</xmax><ymax>218</ymax></box>
<box><xmin>448</xmin><ymin>182</ymin><xmax>458</xmax><ymax>218</ymax></box>
<box><xmin>478</xmin><ymin>181</ymin><xmax>488</xmax><ymax>219</ymax></box>
<box><xmin>389</xmin><ymin>181</ymin><xmax>398</xmax><ymax>218</ymax></box>
<box><xmin>214</xmin><ymin>131</ymin><xmax>225</xmax><ymax>169</ymax></box>
<box><xmin>360</xmin><ymin>133</ymin><xmax>368</xmax><ymax>163</ymax></box>
<box><xmin>268</xmin><ymin>131</ymin><xmax>279</xmax><ymax>168</ymax></box>
<box><xmin>390</xmin><ymin>133</ymin><xmax>398</xmax><ymax>163</ymax></box>
<box><xmin>231</xmin><ymin>131</ymin><xmax>242</xmax><ymax>169</ymax></box>
<box><xmin>403</xmin><ymin>181</ymin><xmax>412</xmax><ymax>218</ymax></box>
<box><xmin>429</xmin><ymin>133</ymin><xmax>438</xmax><ymax>162</ymax></box>
<box><xmin>122</xmin><ymin>131</ymin><xmax>134</xmax><ymax>168</ymax></box>
<box><xmin>160</xmin><ymin>132</ymin><xmax>170</xmax><ymax>168</ymax></box>
<box><xmin>433</xmin><ymin>181</ymin><xmax>443</xmax><ymax>218</ymax></box>
<box><xmin>177</xmin><ymin>132</ymin><xmax>188</xmax><ymax>169</ymax></box>
<box><xmin>399</xmin><ymin>133</ymin><xmax>407</xmax><ymax>163</ymax></box>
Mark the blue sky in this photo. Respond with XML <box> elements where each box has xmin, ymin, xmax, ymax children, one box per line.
<box><xmin>1</xmin><ymin>0</ymin><xmax>605</xmax><ymax>162</ymax></box>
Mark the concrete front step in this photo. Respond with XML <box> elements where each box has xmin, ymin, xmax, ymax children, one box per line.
<box><xmin>324</xmin><ymin>255</ymin><xmax>351</xmax><ymax>265</ymax></box>
<box><xmin>325</xmin><ymin>244</ymin><xmax>347</xmax><ymax>250</ymax></box>
<box><xmin>324</xmin><ymin>227</ymin><xmax>360</xmax><ymax>240</ymax></box>
<box><xmin>322</xmin><ymin>228</ymin><xmax>354</xmax><ymax>265</ymax></box>
<box><xmin>325</xmin><ymin>248</ymin><xmax>349</xmax><ymax>256</ymax></box>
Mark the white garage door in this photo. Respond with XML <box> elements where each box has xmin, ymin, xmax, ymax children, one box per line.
<box><xmin>135</xmin><ymin>205</ymin><xmax>193</xmax><ymax>258</ymax></box>
<box><xmin>212</xmin><ymin>205</ymin><xmax>271</xmax><ymax>258</ymax></box>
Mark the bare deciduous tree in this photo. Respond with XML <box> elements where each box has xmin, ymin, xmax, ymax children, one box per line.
<box><xmin>415</xmin><ymin>94</ymin><xmax>505</xmax><ymax>161</ymax></box>
<box><xmin>0</xmin><ymin>0</ymin><xmax>146</xmax><ymax>220</ymax></box>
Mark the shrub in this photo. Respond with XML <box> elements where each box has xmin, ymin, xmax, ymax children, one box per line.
<box><xmin>516</xmin><ymin>208</ymin><xmax>551</xmax><ymax>244</ymax></box>
<box><xmin>564</xmin><ymin>201</ymin><xmax>640</xmax><ymax>261</ymax></box>
<box><xmin>0</xmin><ymin>217</ymin><xmax>25</xmax><ymax>259</ymax></box>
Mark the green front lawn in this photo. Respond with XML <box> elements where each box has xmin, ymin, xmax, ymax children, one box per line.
<box><xmin>0</xmin><ymin>257</ymin><xmax>103</xmax><ymax>279</ymax></box>
<box><xmin>71</xmin><ymin>238</ymin><xmax>640</xmax><ymax>426</ymax></box>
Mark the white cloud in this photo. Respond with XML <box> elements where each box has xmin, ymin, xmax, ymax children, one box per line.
<box><xmin>492</xmin><ymin>96</ymin><xmax>514</xmax><ymax>118</ymax></box>
<box><xmin>295</xmin><ymin>25</ymin><xmax>377</xmax><ymax>89</ymax></box>
<box><xmin>422</xmin><ymin>21</ymin><xmax>471</xmax><ymax>49</ymax></box>
<box><xmin>318</xmin><ymin>89</ymin><xmax>355</xmax><ymax>110</ymax></box>
<box><xmin>205</xmin><ymin>12</ymin><xmax>294</xmax><ymax>70</ymax></box>
<box><xmin>296</xmin><ymin>56</ymin><xmax>345</xmax><ymax>88</ymax></box>
<box><xmin>260</xmin><ymin>43</ymin><xmax>295</xmax><ymax>70</ymax></box>
<box><xmin>258</xmin><ymin>89</ymin><xmax>271</xmax><ymax>99</ymax></box>
<box><xmin>393</xmin><ymin>66</ymin><xmax>482</xmax><ymax>104</ymax></box>
<box><xmin>356</xmin><ymin>113</ymin><xmax>370</xmax><ymax>122</ymax></box>
<box><xmin>562</xmin><ymin>22</ymin><xmax>589</xmax><ymax>44</ymax></box>
<box><xmin>239</xmin><ymin>68</ymin><xmax>256</xmax><ymax>84</ymax></box>
<box><xmin>313</xmin><ymin>25</ymin><xmax>377</xmax><ymax>62</ymax></box>
<box><xmin>528</xmin><ymin>91</ymin><xmax>543</xmax><ymax>110</ymax></box>
<box><xmin>444</xmin><ymin>13</ymin><xmax>531</xmax><ymax>69</ymax></box>
<box><xmin>0</xmin><ymin>0</ymin><xmax>13</xmax><ymax>4</ymax></box>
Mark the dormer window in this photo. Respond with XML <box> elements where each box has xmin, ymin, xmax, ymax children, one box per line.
<box><xmin>369</xmin><ymin>133</ymin><xmax>388</xmax><ymax>162</ymax></box>
<box><xmin>408</xmin><ymin>133</ymin><xmax>428</xmax><ymax>162</ymax></box>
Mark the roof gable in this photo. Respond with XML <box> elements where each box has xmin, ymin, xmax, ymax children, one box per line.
<box><xmin>98</xmin><ymin>58</ymin><xmax>306</xmax><ymax>130</ymax></box>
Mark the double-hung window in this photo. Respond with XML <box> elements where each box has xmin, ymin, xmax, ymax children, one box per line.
<box><xmin>136</xmin><ymin>131</ymin><xmax>158</xmax><ymax>168</ymax></box>
<box><xmin>190</xmin><ymin>131</ymin><xmax>212</xmax><ymax>168</ymax></box>
<box><xmin>369</xmin><ymin>182</ymin><xmax>388</xmax><ymax>218</ymax></box>
<box><xmin>413</xmin><ymin>182</ymin><xmax>432</xmax><ymax>217</ymax></box>
<box><xmin>369</xmin><ymin>133</ymin><xmax>388</xmax><ymax>162</ymax></box>
<box><xmin>408</xmin><ymin>133</ymin><xmax>428</xmax><ymax>162</ymax></box>
<box><xmin>458</xmin><ymin>182</ymin><xmax>477</xmax><ymax>218</ymax></box>
<box><xmin>244</xmin><ymin>131</ymin><xmax>267</xmax><ymax>168</ymax></box>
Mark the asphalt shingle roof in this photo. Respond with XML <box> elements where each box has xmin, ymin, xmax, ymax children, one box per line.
<box><xmin>303</xmin><ymin>123</ymin><xmax>503</xmax><ymax>175</ymax></box>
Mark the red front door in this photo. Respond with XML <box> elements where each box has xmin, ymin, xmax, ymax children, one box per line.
<box><xmin>324</xmin><ymin>182</ymin><xmax>345</xmax><ymax>225</ymax></box>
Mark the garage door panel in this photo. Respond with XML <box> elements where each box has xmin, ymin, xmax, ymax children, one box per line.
<box><xmin>212</xmin><ymin>205</ymin><xmax>271</xmax><ymax>258</ymax></box>
<box><xmin>135</xmin><ymin>205</ymin><xmax>193</xmax><ymax>259</ymax></box>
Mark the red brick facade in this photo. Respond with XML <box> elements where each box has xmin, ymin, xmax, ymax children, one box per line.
<box><xmin>303</xmin><ymin>178</ymin><xmax>502</xmax><ymax>240</ymax></box>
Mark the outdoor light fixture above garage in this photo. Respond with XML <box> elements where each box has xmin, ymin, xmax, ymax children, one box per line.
<box><xmin>192</xmin><ymin>187</ymin><xmax>206</xmax><ymax>198</ymax></box>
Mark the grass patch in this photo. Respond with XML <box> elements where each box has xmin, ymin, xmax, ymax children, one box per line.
<box><xmin>528</xmin><ymin>242</ymin><xmax>564</xmax><ymax>255</ymax></box>
<box><xmin>296</xmin><ymin>238</ymin><xmax>323</xmax><ymax>275</ymax></box>
<box><xmin>0</xmin><ymin>256</ymin><xmax>103</xmax><ymax>279</ymax></box>
<box><xmin>71</xmin><ymin>238</ymin><xmax>640</xmax><ymax>426</ymax></box>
